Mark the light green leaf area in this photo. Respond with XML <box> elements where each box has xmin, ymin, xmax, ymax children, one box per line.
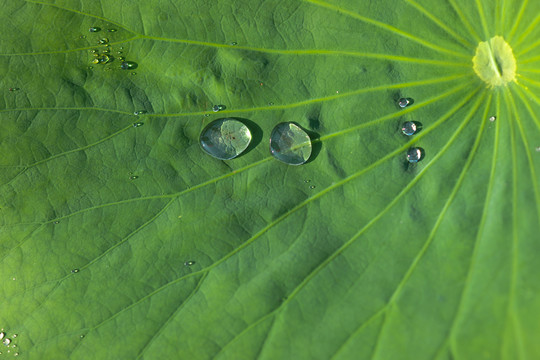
<box><xmin>1</xmin><ymin>0</ymin><xmax>539</xmax><ymax>359</ymax></box>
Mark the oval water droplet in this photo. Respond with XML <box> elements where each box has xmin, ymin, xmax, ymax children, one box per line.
<box><xmin>398</xmin><ymin>98</ymin><xmax>413</xmax><ymax>108</ymax></box>
<box><xmin>79</xmin><ymin>35</ymin><xmax>87</xmax><ymax>39</ymax></box>
<box><xmin>0</xmin><ymin>332</ymin><xmax>5</xmax><ymax>340</ymax></box>
<box><xmin>97</xmin><ymin>54</ymin><xmax>110</xmax><ymax>64</ymax></box>
<box><xmin>8</xmin><ymin>87</ymin><xmax>20</xmax><ymax>92</ymax></box>
<box><xmin>489</xmin><ymin>116</ymin><xmax>496</xmax><ymax>122</ymax></box>
<box><xmin>269</xmin><ymin>122</ymin><xmax>312</xmax><ymax>165</ymax></box>
<box><xmin>120</xmin><ymin>61</ymin><xmax>138</xmax><ymax>70</ymax></box>
<box><xmin>71</xmin><ymin>269</ymin><xmax>79</xmax><ymax>273</ymax></box>
<box><xmin>401</xmin><ymin>121</ymin><xmax>417</xmax><ymax>136</ymax></box>
<box><xmin>133</xmin><ymin>122</ymin><xmax>144</xmax><ymax>127</ymax></box>
<box><xmin>89</xmin><ymin>27</ymin><xmax>101</xmax><ymax>32</ymax></box>
<box><xmin>406</xmin><ymin>147</ymin><xmax>423</xmax><ymax>163</ymax></box>
<box><xmin>11</xmin><ymin>334</ymin><xmax>16</xmax><ymax>339</ymax></box>
<box><xmin>54</xmin><ymin>221</ymin><xmax>60</xmax><ymax>224</ymax></box>
<box><xmin>200</xmin><ymin>118</ymin><xmax>252</xmax><ymax>160</ymax></box>
<box><xmin>309</xmin><ymin>185</ymin><xmax>316</xmax><ymax>189</ymax></box>
<box><xmin>184</xmin><ymin>261</ymin><xmax>195</xmax><ymax>266</ymax></box>
<box><xmin>108</xmin><ymin>28</ymin><xmax>117</xmax><ymax>32</ymax></box>
<box><xmin>80</xmin><ymin>334</ymin><xmax>85</xmax><ymax>338</ymax></box>
<box><xmin>304</xmin><ymin>179</ymin><xmax>311</xmax><ymax>183</ymax></box>
<box><xmin>134</xmin><ymin>110</ymin><xmax>147</xmax><ymax>115</ymax></box>
<box><xmin>129</xmin><ymin>176</ymin><xmax>138</xmax><ymax>180</ymax></box>
<box><xmin>230</xmin><ymin>42</ymin><xmax>237</xmax><ymax>46</ymax></box>
<box><xmin>212</xmin><ymin>104</ymin><xmax>226</xmax><ymax>112</ymax></box>
<box><xmin>98</xmin><ymin>38</ymin><xmax>109</xmax><ymax>44</ymax></box>
<box><xmin>14</xmin><ymin>352</ymin><xmax>19</xmax><ymax>356</ymax></box>
<box><xmin>3</xmin><ymin>338</ymin><xmax>11</xmax><ymax>346</ymax></box>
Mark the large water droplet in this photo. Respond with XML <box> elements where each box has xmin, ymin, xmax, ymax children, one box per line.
<box><xmin>3</xmin><ymin>338</ymin><xmax>11</xmax><ymax>346</ymax></box>
<box><xmin>269</xmin><ymin>122</ymin><xmax>312</xmax><ymax>165</ymax></box>
<box><xmin>406</xmin><ymin>147</ymin><xmax>423</xmax><ymax>163</ymax></box>
<box><xmin>398</xmin><ymin>98</ymin><xmax>413</xmax><ymax>108</ymax></box>
<box><xmin>401</xmin><ymin>121</ymin><xmax>417</xmax><ymax>136</ymax></box>
<box><xmin>199</xmin><ymin>118</ymin><xmax>252</xmax><ymax>160</ymax></box>
<box><xmin>0</xmin><ymin>332</ymin><xmax>4</xmax><ymax>340</ymax></box>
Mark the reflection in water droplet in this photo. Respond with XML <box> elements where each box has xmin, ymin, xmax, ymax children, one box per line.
<box><xmin>89</xmin><ymin>27</ymin><xmax>101</xmax><ymax>32</ymax></box>
<box><xmin>184</xmin><ymin>261</ymin><xmax>195</xmax><ymax>266</ymax></box>
<box><xmin>71</xmin><ymin>269</ymin><xmax>79</xmax><ymax>273</ymax></box>
<box><xmin>269</xmin><ymin>122</ymin><xmax>312</xmax><ymax>165</ymax></box>
<box><xmin>398</xmin><ymin>98</ymin><xmax>412</xmax><ymax>108</ymax></box>
<box><xmin>133</xmin><ymin>122</ymin><xmax>144</xmax><ymax>127</ymax></box>
<box><xmin>304</xmin><ymin>179</ymin><xmax>311</xmax><ymax>183</ymax></box>
<box><xmin>3</xmin><ymin>338</ymin><xmax>11</xmax><ymax>346</ymax></box>
<box><xmin>406</xmin><ymin>148</ymin><xmax>423</xmax><ymax>163</ymax></box>
<box><xmin>200</xmin><ymin>118</ymin><xmax>252</xmax><ymax>160</ymax></box>
<box><xmin>80</xmin><ymin>335</ymin><xmax>85</xmax><ymax>338</ymax></box>
<box><xmin>489</xmin><ymin>116</ymin><xmax>496</xmax><ymax>122</ymax></box>
<box><xmin>268</xmin><ymin>102</ymin><xmax>274</xmax><ymax>106</ymax></box>
<box><xmin>54</xmin><ymin>221</ymin><xmax>60</xmax><ymax>224</ymax></box>
<box><xmin>80</xmin><ymin>35</ymin><xmax>87</xmax><ymax>39</ymax></box>
<box><xmin>212</xmin><ymin>104</ymin><xmax>226</xmax><ymax>112</ymax></box>
<box><xmin>97</xmin><ymin>54</ymin><xmax>110</xmax><ymax>64</ymax></box>
<box><xmin>108</xmin><ymin>29</ymin><xmax>117</xmax><ymax>32</ymax></box>
<box><xmin>401</xmin><ymin>121</ymin><xmax>417</xmax><ymax>136</ymax></box>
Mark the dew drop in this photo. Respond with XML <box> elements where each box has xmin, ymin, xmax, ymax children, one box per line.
<box><xmin>98</xmin><ymin>38</ymin><xmax>109</xmax><ymax>44</ymax></box>
<box><xmin>131</xmin><ymin>72</ymin><xmax>137</xmax><ymax>76</ymax></box>
<box><xmin>89</xmin><ymin>27</ymin><xmax>101</xmax><ymax>32</ymax></box>
<box><xmin>133</xmin><ymin>122</ymin><xmax>144</xmax><ymax>127</ymax></box>
<box><xmin>309</xmin><ymin>185</ymin><xmax>316</xmax><ymax>189</ymax></box>
<box><xmin>54</xmin><ymin>221</ymin><xmax>60</xmax><ymax>224</ymax></box>
<box><xmin>268</xmin><ymin>102</ymin><xmax>274</xmax><ymax>106</ymax></box>
<box><xmin>120</xmin><ymin>61</ymin><xmax>138</xmax><ymax>70</ymax></box>
<box><xmin>304</xmin><ymin>179</ymin><xmax>311</xmax><ymax>183</ymax></box>
<box><xmin>398</xmin><ymin>98</ymin><xmax>413</xmax><ymax>108</ymax></box>
<box><xmin>0</xmin><ymin>332</ymin><xmax>5</xmax><ymax>339</ymax></box>
<box><xmin>401</xmin><ymin>121</ymin><xmax>417</xmax><ymax>136</ymax></box>
<box><xmin>14</xmin><ymin>352</ymin><xmax>19</xmax><ymax>356</ymax></box>
<box><xmin>87</xmin><ymin>66</ymin><xmax>93</xmax><ymax>70</ymax></box>
<box><xmin>80</xmin><ymin>335</ymin><xmax>85</xmax><ymax>338</ymax></box>
<box><xmin>134</xmin><ymin>110</ymin><xmax>147</xmax><ymax>115</ymax></box>
<box><xmin>204</xmin><ymin>114</ymin><xmax>210</xmax><ymax>117</ymax></box>
<box><xmin>3</xmin><ymin>338</ymin><xmax>11</xmax><ymax>346</ymax></box>
<box><xmin>71</xmin><ymin>269</ymin><xmax>79</xmax><ymax>273</ymax></box>
<box><xmin>91</xmin><ymin>59</ymin><xmax>100</xmax><ymax>64</ymax></box>
<box><xmin>108</xmin><ymin>28</ymin><xmax>117</xmax><ymax>32</ymax></box>
<box><xmin>184</xmin><ymin>261</ymin><xmax>195</xmax><ymax>266</ymax></box>
<box><xmin>79</xmin><ymin>35</ymin><xmax>87</xmax><ymax>39</ymax></box>
<box><xmin>8</xmin><ymin>87</ymin><xmax>20</xmax><ymax>92</ymax></box>
<box><xmin>129</xmin><ymin>176</ymin><xmax>139</xmax><ymax>180</ymax></box>
<box><xmin>489</xmin><ymin>116</ymin><xmax>496</xmax><ymax>122</ymax></box>
<box><xmin>97</xmin><ymin>54</ymin><xmax>110</xmax><ymax>64</ymax></box>
<box><xmin>230</xmin><ymin>42</ymin><xmax>237</xmax><ymax>46</ymax></box>
<box><xmin>212</xmin><ymin>104</ymin><xmax>226</xmax><ymax>112</ymax></box>
<box><xmin>200</xmin><ymin>118</ymin><xmax>252</xmax><ymax>160</ymax></box>
<box><xmin>406</xmin><ymin>147</ymin><xmax>423</xmax><ymax>163</ymax></box>
<box><xmin>11</xmin><ymin>334</ymin><xmax>16</xmax><ymax>338</ymax></box>
<box><xmin>269</xmin><ymin>122</ymin><xmax>312</xmax><ymax>165</ymax></box>
<box><xmin>11</xmin><ymin>344</ymin><xmax>16</xmax><ymax>348</ymax></box>
<box><xmin>536</xmin><ymin>146</ymin><xmax>540</xmax><ymax>152</ymax></box>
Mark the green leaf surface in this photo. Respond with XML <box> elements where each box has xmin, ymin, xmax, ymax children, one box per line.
<box><xmin>1</xmin><ymin>0</ymin><xmax>539</xmax><ymax>359</ymax></box>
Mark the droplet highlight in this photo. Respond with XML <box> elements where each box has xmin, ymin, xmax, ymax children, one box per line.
<box><xmin>406</xmin><ymin>147</ymin><xmax>423</xmax><ymax>163</ymax></box>
<box><xmin>184</xmin><ymin>261</ymin><xmax>195</xmax><ymax>266</ymax></box>
<box><xmin>0</xmin><ymin>332</ymin><xmax>4</xmax><ymax>340</ymax></box>
<box><xmin>120</xmin><ymin>61</ymin><xmax>138</xmax><ymax>70</ymax></box>
<box><xmin>489</xmin><ymin>116</ymin><xmax>496</xmax><ymax>122</ymax></box>
<box><xmin>398</xmin><ymin>98</ymin><xmax>413</xmax><ymax>108</ymax></box>
<box><xmin>269</xmin><ymin>122</ymin><xmax>312</xmax><ymax>165</ymax></box>
<box><xmin>134</xmin><ymin>110</ymin><xmax>147</xmax><ymax>115</ymax></box>
<box><xmin>133</xmin><ymin>122</ymin><xmax>144</xmax><ymax>127</ymax></box>
<box><xmin>401</xmin><ymin>121</ymin><xmax>417</xmax><ymax>136</ymax></box>
<box><xmin>89</xmin><ymin>27</ymin><xmax>101</xmax><ymax>32</ymax></box>
<box><xmin>71</xmin><ymin>269</ymin><xmax>79</xmax><ymax>273</ymax></box>
<box><xmin>212</xmin><ymin>104</ymin><xmax>226</xmax><ymax>112</ymax></box>
<box><xmin>200</xmin><ymin>118</ymin><xmax>252</xmax><ymax>160</ymax></box>
<box><xmin>3</xmin><ymin>338</ymin><xmax>11</xmax><ymax>346</ymax></box>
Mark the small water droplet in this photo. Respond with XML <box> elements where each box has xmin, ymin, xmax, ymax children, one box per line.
<box><xmin>96</xmin><ymin>54</ymin><xmax>110</xmax><ymax>64</ymax></box>
<box><xmin>489</xmin><ymin>116</ymin><xmax>496</xmax><ymax>122</ymax></box>
<box><xmin>54</xmin><ymin>221</ymin><xmax>60</xmax><ymax>224</ymax></box>
<box><xmin>89</xmin><ymin>27</ymin><xmax>101</xmax><ymax>32</ymax></box>
<box><xmin>133</xmin><ymin>122</ymin><xmax>144</xmax><ymax>127</ymax></box>
<box><xmin>71</xmin><ymin>269</ymin><xmax>79</xmax><ymax>273</ymax></box>
<box><xmin>406</xmin><ymin>147</ymin><xmax>423</xmax><ymax>163</ymax></box>
<box><xmin>230</xmin><ymin>42</ymin><xmax>237</xmax><ymax>45</ymax></box>
<box><xmin>204</xmin><ymin>114</ymin><xmax>210</xmax><ymax>117</ymax></box>
<box><xmin>268</xmin><ymin>102</ymin><xmax>274</xmax><ymax>106</ymax></box>
<box><xmin>80</xmin><ymin>334</ymin><xmax>85</xmax><ymax>338</ymax></box>
<box><xmin>398</xmin><ymin>98</ymin><xmax>413</xmax><ymax>108</ymax></box>
<box><xmin>269</xmin><ymin>122</ymin><xmax>312</xmax><ymax>165</ymax></box>
<box><xmin>11</xmin><ymin>335</ymin><xmax>17</xmax><ymax>339</ymax></box>
<box><xmin>401</xmin><ymin>121</ymin><xmax>417</xmax><ymax>136</ymax></box>
<box><xmin>79</xmin><ymin>35</ymin><xmax>87</xmax><ymax>39</ymax></box>
<box><xmin>200</xmin><ymin>118</ymin><xmax>252</xmax><ymax>160</ymax></box>
<box><xmin>91</xmin><ymin>59</ymin><xmax>100</xmax><ymax>64</ymax></box>
<box><xmin>309</xmin><ymin>185</ymin><xmax>316</xmax><ymax>189</ymax></box>
<box><xmin>212</xmin><ymin>104</ymin><xmax>226</xmax><ymax>112</ymax></box>
<box><xmin>131</xmin><ymin>72</ymin><xmax>137</xmax><ymax>76</ymax></box>
<box><xmin>87</xmin><ymin>66</ymin><xmax>93</xmax><ymax>70</ymax></box>
<box><xmin>304</xmin><ymin>179</ymin><xmax>311</xmax><ymax>183</ymax></box>
<box><xmin>118</xmin><ymin>56</ymin><xmax>125</xmax><ymax>61</ymax></box>
<box><xmin>12</xmin><ymin>277</ymin><xmax>15</xmax><ymax>281</ymax></box>
<box><xmin>0</xmin><ymin>332</ymin><xmax>5</xmax><ymax>339</ymax></box>
<box><xmin>11</xmin><ymin>344</ymin><xmax>16</xmax><ymax>348</ymax></box>
<box><xmin>535</xmin><ymin>146</ymin><xmax>540</xmax><ymax>152</ymax></box>
<box><xmin>3</xmin><ymin>338</ymin><xmax>11</xmax><ymax>346</ymax></box>
<box><xmin>108</xmin><ymin>28</ymin><xmax>117</xmax><ymax>32</ymax></box>
<box><xmin>98</xmin><ymin>38</ymin><xmax>109</xmax><ymax>44</ymax></box>
<box><xmin>119</xmin><ymin>46</ymin><xmax>124</xmax><ymax>50</ymax></box>
<box><xmin>14</xmin><ymin>352</ymin><xmax>19</xmax><ymax>356</ymax></box>
<box><xmin>134</xmin><ymin>110</ymin><xmax>147</xmax><ymax>115</ymax></box>
<box><xmin>184</xmin><ymin>261</ymin><xmax>196</xmax><ymax>266</ymax></box>
<box><xmin>120</xmin><ymin>61</ymin><xmax>138</xmax><ymax>70</ymax></box>
<box><xmin>129</xmin><ymin>176</ymin><xmax>139</xmax><ymax>180</ymax></box>
<box><xmin>8</xmin><ymin>87</ymin><xmax>20</xmax><ymax>92</ymax></box>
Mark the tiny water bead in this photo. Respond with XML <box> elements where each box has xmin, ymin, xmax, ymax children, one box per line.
<box><xmin>3</xmin><ymin>338</ymin><xmax>11</xmax><ymax>346</ymax></box>
<box><xmin>398</xmin><ymin>98</ymin><xmax>413</xmax><ymax>108</ymax></box>
<box><xmin>134</xmin><ymin>110</ymin><xmax>147</xmax><ymax>115</ymax></box>
<box><xmin>0</xmin><ymin>332</ymin><xmax>4</xmax><ymax>339</ymax></box>
<box><xmin>98</xmin><ymin>38</ymin><xmax>109</xmax><ymax>44</ymax></box>
<box><xmin>89</xmin><ymin>27</ymin><xmax>101</xmax><ymax>32</ymax></box>
<box><xmin>489</xmin><ymin>116</ymin><xmax>496</xmax><ymax>122</ymax></box>
<box><xmin>406</xmin><ymin>147</ymin><xmax>423</xmax><ymax>163</ymax></box>
<box><xmin>71</xmin><ymin>269</ymin><xmax>79</xmax><ymax>273</ymax></box>
<box><xmin>269</xmin><ymin>122</ymin><xmax>312</xmax><ymax>165</ymax></box>
<box><xmin>133</xmin><ymin>122</ymin><xmax>144</xmax><ymax>127</ymax></box>
<box><xmin>199</xmin><ymin>118</ymin><xmax>252</xmax><ymax>160</ymax></box>
<box><xmin>120</xmin><ymin>61</ymin><xmax>137</xmax><ymax>70</ymax></box>
<box><xmin>108</xmin><ymin>28</ymin><xmax>117</xmax><ymax>32</ymax></box>
<box><xmin>230</xmin><ymin>42</ymin><xmax>237</xmax><ymax>45</ymax></box>
<box><xmin>8</xmin><ymin>87</ymin><xmax>20</xmax><ymax>92</ymax></box>
<box><xmin>212</xmin><ymin>104</ymin><xmax>226</xmax><ymax>112</ymax></box>
<box><xmin>129</xmin><ymin>175</ymin><xmax>139</xmax><ymax>180</ymax></box>
<box><xmin>184</xmin><ymin>261</ymin><xmax>196</xmax><ymax>266</ymax></box>
<box><xmin>309</xmin><ymin>185</ymin><xmax>316</xmax><ymax>189</ymax></box>
<box><xmin>11</xmin><ymin>335</ymin><xmax>16</xmax><ymax>338</ymax></box>
<box><xmin>401</xmin><ymin>121</ymin><xmax>417</xmax><ymax>136</ymax></box>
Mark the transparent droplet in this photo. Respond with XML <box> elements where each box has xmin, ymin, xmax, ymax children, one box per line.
<box><xmin>269</xmin><ymin>122</ymin><xmax>312</xmax><ymax>165</ymax></box>
<box><xmin>54</xmin><ymin>221</ymin><xmax>60</xmax><ymax>224</ymax></box>
<box><xmin>133</xmin><ymin>122</ymin><xmax>144</xmax><ymax>127</ymax></box>
<box><xmin>204</xmin><ymin>114</ymin><xmax>210</xmax><ymax>117</ymax></box>
<box><xmin>108</xmin><ymin>29</ymin><xmax>117</xmax><ymax>32</ymax></box>
<box><xmin>71</xmin><ymin>269</ymin><xmax>79</xmax><ymax>273</ymax></box>
<box><xmin>230</xmin><ymin>42</ymin><xmax>237</xmax><ymax>46</ymax></box>
<box><xmin>0</xmin><ymin>332</ymin><xmax>5</xmax><ymax>340</ymax></box>
<box><xmin>309</xmin><ymin>185</ymin><xmax>316</xmax><ymax>189</ymax></box>
<box><xmin>131</xmin><ymin>72</ymin><xmax>137</xmax><ymax>76</ymax></box>
<box><xmin>304</xmin><ymin>179</ymin><xmax>311</xmax><ymax>183</ymax></box>
<box><xmin>268</xmin><ymin>102</ymin><xmax>274</xmax><ymax>106</ymax></box>
<box><xmin>8</xmin><ymin>87</ymin><xmax>20</xmax><ymax>92</ymax></box>
<box><xmin>92</xmin><ymin>59</ymin><xmax>100</xmax><ymax>64</ymax></box>
<box><xmin>80</xmin><ymin>335</ymin><xmax>85</xmax><ymax>338</ymax></box>
<box><xmin>79</xmin><ymin>35</ymin><xmax>87</xmax><ymax>39</ymax></box>
<box><xmin>134</xmin><ymin>110</ymin><xmax>147</xmax><ymax>115</ymax></box>
<box><xmin>11</xmin><ymin>344</ymin><xmax>16</xmax><ymax>348</ymax></box>
<box><xmin>97</xmin><ymin>54</ymin><xmax>110</xmax><ymax>64</ymax></box>
<box><xmin>118</xmin><ymin>56</ymin><xmax>125</xmax><ymax>61</ymax></box>
<box><xmin>129</xmin><ymin>176</ymin><xmax>139</xmax><ymax>180</ymax></box>
<box><xmin>11</xmin><ymin>335</ymin><xmax>16</xmax><ymax>338</ymax></box>
<box><xmin>120</xmin><ymin>61</ymin><xmax>137</xmax><ymax>70</ymax></box>
<box><xmin>398</xmin><ymin>98</ymin><xmax>412</xmax><ymax>108</ymax></box>
<box><xmin>14</xmin><ymin>352</ymin><xmax>19</xmax><ymax>356</ymax></box>
<box><xmin>98</xmin><ymin>38</ymin><xmax>109</xmax><ymax>44</ymax></box>
<box><xmin>406</xmin><ymin>147</ymin><xmax>423</xmax><ymax>163</ymax></box>
<box><xmin>89</xmin><ymin>27</ymin><xmax>101</xmax><ymax>32</ymax></box>
<box><xmin>184</xmin><ymin>261</ymin><xmax>195</xmax><ymax>266</ymax></box>
<box><xmin>199</xmin><ymin>118</ymin><xmax>252</xmax><ymax>160</ymax></box>
<box><xmin>212</xmin><ymin>104</ymin><xmax>226</xmax><ymax>112</ymax></box>
<box><xmin>401</xmin><ymin>121</ymin><xmax>417</xmax><ymax>136</ymax></box>
<box><xmin>87</xmin><ymin>66</ymin><xmax>93</xmax><ymax>70</ymax></box>
<box><xmin>3</xmin><ymin>338</ymin><xmax>11</xmax><ymax>346</ymax></box>
<box><xmin>489</xmin><ymin>116</ymin><xmax>496</xmax><ymax>122</ymax></box>
<box><xmin>536</xmin><ymin>146</ymin><xmax>540</xmax><ymax>152</ymax></box>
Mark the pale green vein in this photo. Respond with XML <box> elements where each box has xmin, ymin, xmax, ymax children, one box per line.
<box><xmin>447</xmin><ymin>0</ymin><xmax>482</xmax><ymax>43</ymax></box>
<box><xmin>301</xmin><ymin>0</ymin><xmax>470</xmax><ymax>58</ymax></box>
<box><xmin>519</xmin><ymin>55</ymin><xmax>540</xmax><ymax>64</ymax></box>
<box><xmin>502</xmin><ymin>87</ymin><xmax>526</xmax><ymax>360</ymax></box>
<box><xmin>517</xmin><ymin>39</ymin><xmax>540</xmax><ymax>57</ymax></box>
<box><xmin>215</xmin><ymin>86</ymin><xmax>483</xmax><ymax>358</ymax></box>
<box><xmin>507</xmin><ymin>0</ymin><xmax>529</xmax><ymax>43</ymax></box>
<box><xmin>516</xmin><ymin>81</ymin><xmax>540</xmax><ymax>124</ymax></box>
<box><xmin>435</xmin><ymin>90</ymin><xmax>500</xmax><ymax>359</ymax></box>
<box><xmin>513</xmin><ymin>84</ymin><xmax>540</xmax><ymax>131</ymax></box>
<box><xmin>496</xmin><ymin>0</ymin><xmax>502</xmax><ymax>35</ymax></box>
<box><xmin>474</xmin><ymin>0</ymin><xmax>490</xmax><ymax>40</ymax></box>
<box><xmin>514</xmin><ymin>13</ymin><xmax>540</xmax><ymax>48</ymax></box>
<box><xmin>370</xmin><ymin>90</ymin><xmax>488</xmax><ymax>360</ymax></box>
<box><xmin>0</xmin><ymin>107</ymin><xmax>133</xmax><ymax>116</ymax></box>
<box><xmin>501</xmin><ymin>0</ymin><xmax>508</xmax><ymax>35</ymax></box>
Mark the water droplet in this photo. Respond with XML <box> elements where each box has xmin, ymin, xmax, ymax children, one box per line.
<box><xmin>98</xmin><ymin>38</ymin><xmax>109</xmax><ymax>44</ymax></box>
<box><xmin>489</xmin><ymin>116</ymin><xmax>496</xmax><ymax>122</ymax></box>
<box><xmin>309</xmin><ymin>185</ymin><xmax>316</xmax><ymax>189</ymax></box>
<box><xmin>184</xmin><ymin>261</ymin><xmax>196</xmax><ymax>266</ymax></box>
<box><xmin>269</xmin><ymin>122</ymin><xmax>312</xmax><ymax>165</ymax></box>
<box><xmin>204</xmin><ymin>114</ymin><xmax>210</xmax><ymax>117</ymax></box>
<box><xmin>268</xmin><ymin>102</ymin><xmax>274</xmax><ymax>106</ymax></box>
<box><xmin>129</xmin><ymin>176</ymin><xmax>139</xmax><ymax>180</ymax></box>
<box><xmin>89</xmin><ymin>27</ymin><xmax>101</xmax><ymax>32</ymax></box>
<box><xmin>131</xmin><ymin>72</ymin><xmax>137</xmax><ymax>76</ymax></box>
<box><xmin>54</xmin><ymin>221</ymin><xmax>60</xmax><ymax>224</ymax></box>
<box><xmin>14</xmin><ymin>352</ymin><xmax>19</xmax><ymax>356</ymax></box>
<box><xmin>398</xmin><ymin>98</ymin><xmax>413</xmax><ymax>108</ymax></box>
<box><xmin>91</xmin><ymin>59</ymin><xmax>100</xmax><ymax>64</ymax></box>
<box><xmin>119</xmin><ymin>47</ymin><xmax>124</xmax><ymax>50</ymax></box>
<box><xmin>134</xmin><ymin>110</ymin><xmax>147</xmax><ymax>115</ymax></box>
<box><xmin>0</xmin><ymin>332</ymin><xmax>5</xmax><ymax>339</ymax></box>
<box><xmin>120</xmin><ymin>61</ymin><xmax>137</xmax><ymax>70</ymax></box>
<box><xmin>3</xmin><ymin>338</ymin><xmax>11</xmax><ymax>346</ymax></box>
<box><xmin>79</xmin><ymin>35</ymin><xmax>87</xmax><ymax>39</ymax></box>
<box><xmin>71</xmin><ymin>269</ymin><xmax>79</xmax><ymax>273</ymax></box>
<box><xmin>118</xmin><ymin>56</ymin><xmax>125</xmax><ymax>61</ymax></box>
<box><xmin>8</xmin><ymin>87</ymin><xmax>20</xmax><ymax>92</ymax></box>
<box><xmin>108</xmin><ymin>29</ymin><xmax>117</xmax><ymax>32</ymax></box>
<box><xmin>11</xmin><ymin>344</ymin><xmax>16</xmax><ymax>348</ymax></box>
<box><xmin>212</xmin><ymin>104</ymin><xmax>226</xmax><ymax>112</ymax></box>
<box><xmin>406</xmin><ymin>147</ymin><xmax>423</xmax><ymax>163</ymax></box>
<box><xmin>199</xmin><ymin>118</ymin><xmax>252</xmax><ymax>160</ymax></box>
<box><xmin>304</xmin><ymin>179</ymin><xmax>311</xmax><ymax>183</ymax></box>
<box><xmin>536</xmin><ymin>146</ymin><xmax>540</xmax><ymax>152</ymax></box>
<box><xmin>230</xmin><ymin>42</ymin><xmax>237</xmax><ymax>45</ymax></box>
<box><xmin>133</xmin><ymin>122</ymin><xmax>144</xmax><ymax>127</ymax></box>
<box><xmin>87</xmin><ymin>66</ymin><xmax>93</xmax><ymax>70</ymax></box>
<box><xmin>96</xmin><ymin>54</ymin><xmax>110</xmax><ymax>64</ymax></box>
<box><xmin>401</xmin><ymin>121</ymin><xmax>417</xmax><ymax>136</ymax></box>
<box><xmin>12</xmin><ymin>277</ymin><xmax>15</xmax><ymax>281</ymax></box>
<box><xmin>11</xmin><ymin>334</ymin><xmax>16</xmax><ymax>338</ymax></box>
<box><xmin>80</xmin><ymin>334</ymin><xmax>85</xmax><ymax>338</ymax></box>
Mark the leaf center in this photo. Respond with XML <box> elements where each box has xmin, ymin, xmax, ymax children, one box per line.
<box><xmin>472</xmin><ymin>36</ymin><xmax>516</xmax><ymax>87</ymax></box>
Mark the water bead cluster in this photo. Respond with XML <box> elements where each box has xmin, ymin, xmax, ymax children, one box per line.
<box><xmin>398</xmin><ymin>97</ymin><xmax>424</xmax><ymax>163</ymax></box>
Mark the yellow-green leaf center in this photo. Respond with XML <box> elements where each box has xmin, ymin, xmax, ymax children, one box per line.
<box><xmin>473</xmin><ymin>36</ymin><xmax>516</xmax><ymax>87</ymax></box>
